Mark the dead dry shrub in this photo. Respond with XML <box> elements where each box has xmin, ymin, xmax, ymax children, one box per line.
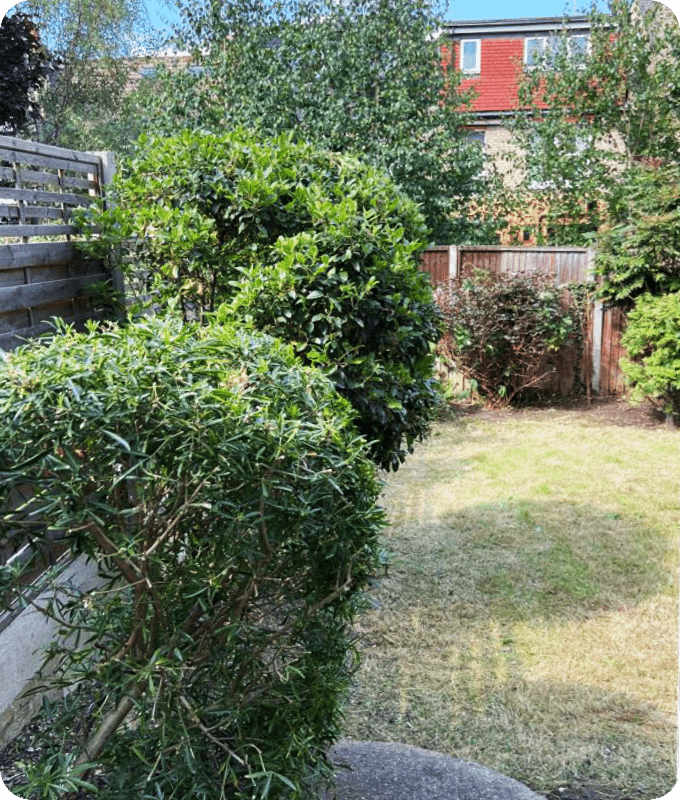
<box><xmin>435</xmin><ymin>271</ymin><xmax>574</xmax><ymax>406</ymax></box>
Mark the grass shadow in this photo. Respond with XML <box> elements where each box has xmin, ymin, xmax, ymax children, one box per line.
<box><xmin>383</xmin><ymin>499</ymin><xmax>669</xmax><ymax>624</ymax></box>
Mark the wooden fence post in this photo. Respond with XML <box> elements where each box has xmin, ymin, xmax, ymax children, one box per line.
<box><xmin>449</xmin><ymin>245</ymin><xmax>459</xmax><ymax>280</ymax></box>
<box><xmin>586</xmin><ymin>247</ymin><xmax>602</xmax><ymax>394</ymax></box>
<box><xmin>89</xmin><ymin>151</ymin><xmax>125</xmax><ymax>313</ymax></box>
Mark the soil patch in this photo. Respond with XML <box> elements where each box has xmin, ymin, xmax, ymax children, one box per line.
<box><xmin>444</xmin><ymin>395</ymin><xmax>671</xmax><ymax>430</ymax></box>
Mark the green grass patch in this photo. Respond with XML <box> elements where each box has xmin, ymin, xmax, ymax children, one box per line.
<box><xmin>343</xmin><ymin>408</ymin><xmax>678</xmax><ymax>800</ymax></box>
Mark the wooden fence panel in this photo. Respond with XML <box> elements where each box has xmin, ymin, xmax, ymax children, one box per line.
<box><xmin>420</xmin><ymin>246</ymin><xmax>454</xmax><ymax>285</ymax></box>
<box><xmin>0</xmin><ymin>140</ymin><xmax>120</xmax><ymax>743</ymax></box>
<box><xmin>0</xmin><ymin>138</ymin><xmax>119</xmax><ymax>637</ymax></box>
<box><xmin>599</xmin><ymin>305</ymin><xmax>628</xmax><ymax>396</ymax></box>
<box><xmin>0</xmin><ymin>135</ymin><xmax>115</xmax><ymax>350</ymax></box>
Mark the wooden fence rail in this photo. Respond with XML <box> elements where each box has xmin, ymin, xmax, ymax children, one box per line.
<box><xmin>0</xmin><ymin>139</ymin><xmax>120</xmax><ymax>737</ymax></box>
<box><xmin>421</xmin><ymin>245</ymin><xmax>628</xmax><ymax>397</ymax></box>
<box><xmin>0</xmin><ymin>135</ymin><xmax>116</xmax><ymax>351</ymax></box>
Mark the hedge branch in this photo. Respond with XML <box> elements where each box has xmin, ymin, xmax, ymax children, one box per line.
<box><xmin>75</xmin><ymin>681</ymin><xmax>145</xmax><ymax>766</ymax></box>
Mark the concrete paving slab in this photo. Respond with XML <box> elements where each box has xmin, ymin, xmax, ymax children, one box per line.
<box><xmin>320</xmin><ymin>740</ymin><xmax>545</xmax><ymax>800</ymax></box>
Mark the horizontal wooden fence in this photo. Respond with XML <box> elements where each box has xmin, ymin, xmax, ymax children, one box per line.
<box><xmin>422</xmin><ymin>245</ymin><xmax>628</xmax><ymax>397</ymax></box>
<box><xmin>0</xmin><ymin>138</ymin><xmax>122</xmax><ymax>745</ymax></box>
<box><xmin>0</xmin><ymin>135</ymin><xmax>116</xmax><ymax>351</ymax></box>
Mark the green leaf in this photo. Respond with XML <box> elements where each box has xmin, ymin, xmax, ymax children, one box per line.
<box><xmin>102</xmin><ymin>429</ymin><xmax>132</xmax><ymax>451</ymax></box>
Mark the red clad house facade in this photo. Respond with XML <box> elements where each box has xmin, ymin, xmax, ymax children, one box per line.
<box><xmin>441</xmin><ymin>16</ymin><xmax>592</xmax><ymax>187</ymax></box>
<box><xmin>444</xmin><ymin>17</ymin><xmax>591</xmax><ymax>121</ymax></box>
<box><xmin>439</xmin><ymin>16</ymin><xmax>594</xmax><ymax>241</ymax></box>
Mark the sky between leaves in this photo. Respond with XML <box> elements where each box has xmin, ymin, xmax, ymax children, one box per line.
<box><xmin>139</xmin><ymin>0</ymin><xmax>675</xmax><ymax>27</ymax></box>
<box><xmin>1</xmin><ymin>0</ymin><xmax>677</xmax><ymax>32</ymax></box>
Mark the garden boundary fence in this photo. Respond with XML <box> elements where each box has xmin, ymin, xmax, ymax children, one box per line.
<box><xmin>422</xmin><ymin>244</ymin><xmax>627</xmax><ymax>397</ymax></box>
<box><xmin>0</xmin><ymin>136</ymin><xmax>118</xmax><ymax>746</ymax></box>
<box><xmin>0</xmin><ymin>135</ymin><xmax>118</xmax><ymax>351</ymax></box>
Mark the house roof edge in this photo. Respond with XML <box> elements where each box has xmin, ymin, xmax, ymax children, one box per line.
<box><xmin>443</xmin><ymin>16</ymin><xmax>593</xmax><ymax>36</ymax></box>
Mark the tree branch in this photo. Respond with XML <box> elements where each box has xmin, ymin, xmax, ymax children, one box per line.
<box><xmin>75</xmin><ymin>681</ymin><xmax>144</xmax><ymax>767</ymax></box>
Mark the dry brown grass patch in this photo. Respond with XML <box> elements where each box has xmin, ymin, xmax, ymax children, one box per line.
<box><xmin>343</xmin><ymin>409</ymin><xmax>678</xmax><ymax>800</ymax></box>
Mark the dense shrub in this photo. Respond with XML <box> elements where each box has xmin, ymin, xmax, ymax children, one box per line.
<box><xmin>79</xmin><ymin>130</ymin><xmax>442</xmax><ymax>470</ymax></box>
<box><xmin>596</xmin><ymin>165</ymin><xmax>680</xmax><ymax>307</ymax></box>
<box><xmin>436</xmin><ymin>271</ymin><xmax>574</xmax><ymax>405</ymax></box>
<box><xmin>0</xmin><ymin>317</ymin><xmax>383</xmax><ymax>799</ymax></box>
<box><xmin>621</xmin><ymin>291</ymin><xmax>680</xmax><ymax>423</ymax></box>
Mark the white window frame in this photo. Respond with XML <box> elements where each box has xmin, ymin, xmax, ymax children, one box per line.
<box><xmin>460</xmin><ymin>39</ymin><xmax>481</xmax><ymax>74</ymax></box>
<box><xmin>524</xmin><ymin>37</ymin><xmax>546</xmax><ymax>67</ymax></box>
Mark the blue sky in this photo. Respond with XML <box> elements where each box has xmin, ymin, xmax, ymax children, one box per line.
<box><xmin>1</xmin><ymin>0</ymin><xmax>677</xmax><ymax>35</ymax></box>
<box><xmin>138</xmin><ymin>0</ymin><xmax>679</xmax><ymax>40</ymax></box>
<box><xmin>140</xmin><ymin>0</ymin><xmax>613</xmax><ymax>32</ymax></box>
<box><xmin>447</xmin><ymin>0</ymin><xmax>608</xmax><ymax>18</ymax></box>
<box><xmin>1</xmin><ymin>0</ymin><xmax>678</xmax><ymax>25</ymax></box>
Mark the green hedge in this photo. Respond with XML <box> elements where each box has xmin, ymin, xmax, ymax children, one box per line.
<box><xmin>79</xmin><ymin>130</ymin><xmax>442</xmax><ymax>470</ymax></box>
<box><xmin>621</xmin><ymin>291</ymin><xmax>680</xmax><ymax>422</ymax></box>
<box><xmin>0</xmin><ymin>317</ymin><xmax>383</xmax><ymax>799</ymax></box>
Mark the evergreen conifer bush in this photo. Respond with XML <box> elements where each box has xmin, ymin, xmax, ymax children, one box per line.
<box><xmin>79</xmin><ymin>130</ymin><xmax>442</xmax><ymax>470</ymax></box>
<box><xmin>621</xmin><ymin>292</ymin><xmax>680</xmax><ymax>423</ymax></box>
<box><xmin>0</xmin><ymin>316</ymin><xmax>383</xmax><ymax>799</ymax></box>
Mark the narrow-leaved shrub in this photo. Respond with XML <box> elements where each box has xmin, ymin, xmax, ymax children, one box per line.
<box><xmin>0</xmin><ymin>317</ymin><xmax>383</xmax><ymax>799</ymax></box>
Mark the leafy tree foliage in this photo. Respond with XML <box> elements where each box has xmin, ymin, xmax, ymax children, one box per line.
<box><xmin>620</xmin><ymin>291</ymin><xmax>680</xmax><ymax>422</ymax></box>
<box><xmin>509</xmin><ymin>0</ymin><xmax>680</xmax><ymax>244</ymax></box>
<box><xmin>0</xmin><ymin>12</ymin><xmax>54</xmax><ymax>134</ymax></box>
<box><xmin>596</xmin><ymin>163</ymin><xmax>680</xmax><ymax>306</ymax></box>
<box><xmin>1</xmin><ymin>316</ymin><xmax>383</xmax><ymax>799</ymax></box>
<box><xmin>149</xmin><ymin>0</ymin><xmax>496</xmax><ymax>242</ymax></box>
<box><xmin>80</xmin><ymin>130</ymin><xmax>442</xmax><ymax>470</ymax></box>
<box><xmin>436</xmin><ymin>271</ymin><xmax>574</xmax><ymax>405</ymax></box>
<box><xmin>17</xmin><ymin>0</ymin><xmax>159</xmax><ymax>149</ymax></box>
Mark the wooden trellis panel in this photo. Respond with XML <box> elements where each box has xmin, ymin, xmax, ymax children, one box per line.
<box><xmin>0</xmin><ymin>135</ymin><xmax>115</xmax><ymax>350</ymax></box>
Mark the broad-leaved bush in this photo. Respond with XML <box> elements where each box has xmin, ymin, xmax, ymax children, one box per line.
<box><xmin>79</xmin><ymin>130</ymin><xmax>442</xmax><ymax>469</ymax></box>
<box><xmin>0</xmin><ymin>316</ymin><xmax>383</xmax><ymax>799</ymax></box>
<box><xmin>620</xmin><ymin>292</ymin><xmax>680</xmax><ymax>423</ymax></box>
<box><xmin>596</xmin><ymin>165</ymin><xmax>680</xmax><ymax>307</ymax></box>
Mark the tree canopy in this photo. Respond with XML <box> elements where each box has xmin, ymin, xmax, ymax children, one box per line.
<box><xmin>13</xmin><ymin>0</ymin><xmax>159</xmax><ymax>149</ymax></box>
<box><xmin>509</xmin><ymin>0</ymin><xmax>680</xmax><ymax>244</ymax></box>
<box><xmin>148</xmin><ymin>0</ymin><xmax>498</xmax><ymax>243</ymax></box>
<box><xmin>0</xmin><ymin>12</ymin><xmax>54</xmax><ymax>134</ymax></box>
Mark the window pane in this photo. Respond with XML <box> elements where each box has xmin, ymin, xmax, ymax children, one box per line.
<box><xmin>570</xmin><ymin>35</ymin><xmax>589</xmax><ymax>65</ymax></box>
<box><xmin>545</xmin><ymin>36</ymin><xmax>563</xmax><ymax>64</ymax></box>
<box><xmin>462</xmin><ymin>40</ymin><xmax>478</xmax><ymax>72</ymax></box>
<box><xmin>525</xmin><ymin>38</ymin><xmax>543</xmax><ymax>66</ymax></box>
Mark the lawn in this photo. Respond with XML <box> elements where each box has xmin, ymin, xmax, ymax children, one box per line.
<box><xmin>342</xmin><ymin>402</ymin><xmax>678</xmax><ymax>800</ymax></box>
